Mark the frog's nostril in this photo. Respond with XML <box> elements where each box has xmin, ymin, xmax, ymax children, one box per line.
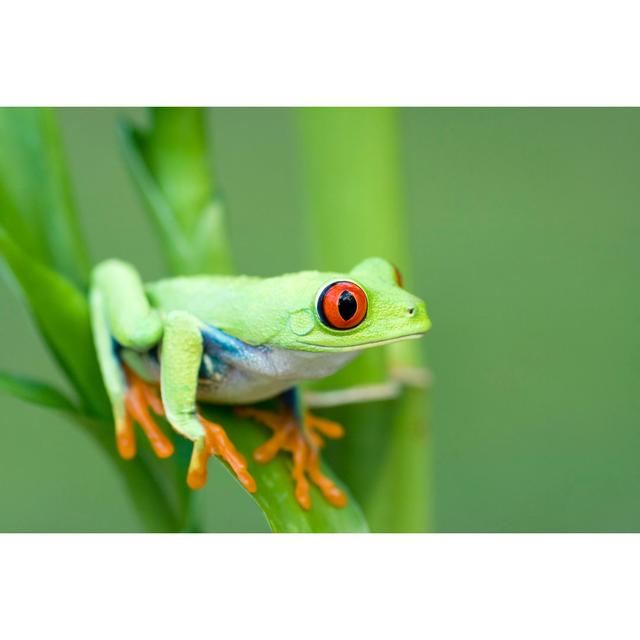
<box><xmin>407</xmin><ymin>307</ymin><xmax>416</xmax><ymax>316</ymax></box>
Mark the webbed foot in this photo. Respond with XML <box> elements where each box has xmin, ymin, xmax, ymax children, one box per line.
<box><xmin>186</xmin><ymin>414</ymin><xmax>257</xmax><ymax>495</ymax></box>
<box><xmin>235</xmin><ymin>406</ymin><xmax>347</xmax><ymax>510</ymax></box>
<box><xmin>117</xmin><ymin>366</ymin><xmax>174</xmax><ymax>460</ymax></box>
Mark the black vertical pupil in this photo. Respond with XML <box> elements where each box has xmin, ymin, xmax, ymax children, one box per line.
<box><xmin>338</xmin><ymin>290</ymin><xmax>357</xmax><ymax>320</ymax></box>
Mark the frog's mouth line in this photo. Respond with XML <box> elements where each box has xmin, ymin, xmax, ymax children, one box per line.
<box><xmin>298</xmin><ymin>332</ymin><xmax>426</xmax><ymax>352</ymax></box>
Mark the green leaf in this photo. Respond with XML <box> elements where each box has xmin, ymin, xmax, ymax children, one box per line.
<box><xmin>201</xmin><ymin>406</ymin><xmax>369</xmax><ymax>533</ymax></box>
<box><xmin>0</xmin><ymin>370</ymin><xmax>78</xmax><ymax>412</ymax></box>
<box><xmin>0</xmin><ymin>227</ymin><xmax>108</xmax><ymax>416</ymax></box>
<box><xmin>0</xmin><ymin>108</ymin><xmax>90</xmax><ymax>288</ymax></box>
<box><xmin>119</xmin><ymin>109</ymin><xmax>233</xmax><ymax>276</ymax></box>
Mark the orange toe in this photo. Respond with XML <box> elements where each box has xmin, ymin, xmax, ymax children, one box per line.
<box><xmin>188</xmin><ymin>415</ymin><xmax>257</xmax><ymax>494</ymax></box>
<box><xmin>238</xmin><ymin>405</ymin><xmax>347</xmax><ymax>510</ymax></box>
<box><xmin>305</xmin><ymin>412</ymin><xmax>345</xmax><ymax>439</ymax></box>
<box><xmin>116</xmin><ymin>365</ymin><xmax>174</xmax><ymax>461</ymax></box>
<box><xmin>308</xmin><ymin>451</ymin><xmax>348</xmax><ymax>508</ymax></box>
<box><xmin>187</xmin><ymin>438</ymin><xmax>209</xmax><ymax>490</ymax></box>
<box><xmin>116</xmin><ymin>414</ymin><xmax>136</xmax><ymax>460</ymax></box>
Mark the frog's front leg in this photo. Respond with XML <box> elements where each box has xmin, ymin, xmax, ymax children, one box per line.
<box><xmin>236</xmin><ymin>388</ymin><xmax>347</xmax><ymax>510</ymax></box>
<box><xmin>161</xmin><ymin>311</ymin><xmax>256</xmax><ymax>494</ymax></box>
<box><xmin>91</xmin><ymin>260</ymin><xmax>173</xmax><ymax>459</ymax></box>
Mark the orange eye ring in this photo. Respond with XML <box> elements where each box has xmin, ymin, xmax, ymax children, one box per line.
<box><xmin>317</xmin><ymin>281</ymin><xmax>368</xmax><ymax>330</ymax></box>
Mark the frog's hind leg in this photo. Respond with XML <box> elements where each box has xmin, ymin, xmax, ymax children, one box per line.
<box><xmin>90</xmin><ymin>260</ymin><xmax>173</xmax><ymax>460</ymax></box>
<box><xmin>236</xmin><ymin>388</ymin><xmax>347</xmax><ymax>510</ymax></box>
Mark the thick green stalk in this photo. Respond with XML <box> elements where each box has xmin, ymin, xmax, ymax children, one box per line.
<box><xmin>297</xmin><ymin>107</ymin><xmax>432</xmax><ymax>532</ymax></box>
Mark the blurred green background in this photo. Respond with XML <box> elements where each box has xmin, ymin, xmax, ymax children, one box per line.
<box><xmin>0</xmin><ymin>108</ymin><xmax>638</xmax><ymax>532</ymax></box>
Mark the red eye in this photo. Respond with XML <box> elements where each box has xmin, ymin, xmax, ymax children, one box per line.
<box><xmin>317</xmin><ymin>281</ymin><xmax>368</xmax><ymax>330</ymax></box>
<box><xmin>393</xmin><ymin>264</ymin><xmax>404</xmax><ymax>288</ymax></box>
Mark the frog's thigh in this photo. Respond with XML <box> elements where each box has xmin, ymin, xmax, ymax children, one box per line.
<box><xmin>160</xmin><ymin>310</ymin><xmax>206</xmax><ymax>442</ymax></box>
<box><xmin>92</xmin><ymin>259</ymin><xmax>162</xmax><ymax>350</ymax></box>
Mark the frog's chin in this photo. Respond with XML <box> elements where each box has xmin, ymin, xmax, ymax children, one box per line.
<box><xmin>296</xmin><ymin>331</ymin><xmax>426</xmax><ymax>353</ymax></box>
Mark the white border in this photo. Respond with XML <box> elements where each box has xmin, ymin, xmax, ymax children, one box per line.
<box><xmin>1</xmin><ymin>2</ymin><xmax>639</xmax><ymax>637</ymax></box>
<box><xmin>1</xmin><ymin>1</ymin><xmax>639</xmax><ymax>105</ymax></box>
<box><xmin>0</xmin><ymin>535</ymin><xmax>638</xmax><ymax>639</ymax></box>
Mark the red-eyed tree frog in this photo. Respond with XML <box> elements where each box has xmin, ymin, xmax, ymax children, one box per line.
<box><xmin>90</xmin><ymin>257</ymin><xmax>431</xmax><ymax>509</ymax></box>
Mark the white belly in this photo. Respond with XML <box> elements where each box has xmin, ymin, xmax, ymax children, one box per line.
<box><xmin>196</xmin><ymin>347</ymin><xmax>360</xmax><ymax>405</ymax></box>
<box><xmin>126</xmin><ymin>345</ymin><xmax>360</xmax><ymax>406</ymax></box>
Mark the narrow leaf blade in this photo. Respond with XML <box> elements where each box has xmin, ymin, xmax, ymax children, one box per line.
<box><xmin>0</xmin><ymin>107</ymin><xmax>90</xmax><ymax>288</ymax></box>
<box><xmin>0</xmin><ymin>370</ymin><xmax>77</xmax><ymax>412</ymax></box>
<box><xmin>0</xmin><ymin>227</ymin><xmax>108</xmax><ymax>415</ymax></box>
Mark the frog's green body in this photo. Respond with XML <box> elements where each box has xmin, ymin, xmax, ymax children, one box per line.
<box><xmin>89</xmin><ymin>257</ymin><xmax>430</xmax><ymax>509</ymax></box>
<box><xmin>145</xmin><ymin>259</ymin><xmax>429</xmax><ymax>351</ymax></box>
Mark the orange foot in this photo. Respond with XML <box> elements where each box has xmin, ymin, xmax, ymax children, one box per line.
<box><xmin>117</xmin><ymin>365</ymin><xmax>174</xmax><ymax>460</ymax></box>
<box><xmin>235</xmin><ymin>406</ymin><xmax>347</xmax><ymax>510</ymax></box>
<box><xmin>118</xmin><ymin>368</ymin><xmax>256</xmax><ymax>494</ymax></box>
<box><xmin>186</xmin><ymin>413</ymin><xmax>257</xmax><ymax>494</ymax></box>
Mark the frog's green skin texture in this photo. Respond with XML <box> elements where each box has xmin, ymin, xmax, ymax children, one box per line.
<box><xmin>90</xmin><ymin>257</ymin><xmax>430</xmax><ymax>446</ymax></box>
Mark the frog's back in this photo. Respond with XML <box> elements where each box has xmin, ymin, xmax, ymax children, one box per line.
<box><xmin>145</xmin><ymin>275</ymin><xmax>261</xmax><ymax>328</ymax></box>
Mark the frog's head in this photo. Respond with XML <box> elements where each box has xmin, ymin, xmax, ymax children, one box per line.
<box><xmin>274</xmin><ymin>257</ymin><xmax>431</xmax><ymax>353</ymax></box>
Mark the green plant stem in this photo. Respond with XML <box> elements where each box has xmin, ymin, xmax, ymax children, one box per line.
<box><xmin>120</xmin><ymin>108</ymin><xmax>233</xmax><ymax>276</ymax></box>
<box><xmin>144</xmin><ymin>108</ymin><xmax>213</xmax><ymax>234</ymax></box>
<box><xmin>297</xmin><ymin>107</ymin><xmax>432</xmax><ymax>532</ymax></box>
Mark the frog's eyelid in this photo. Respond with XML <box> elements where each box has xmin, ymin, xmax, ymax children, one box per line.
<box><xmin>392</xmin><ymin>264</ymin><xmax>404</xmax><ymax>288</ymax></box>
